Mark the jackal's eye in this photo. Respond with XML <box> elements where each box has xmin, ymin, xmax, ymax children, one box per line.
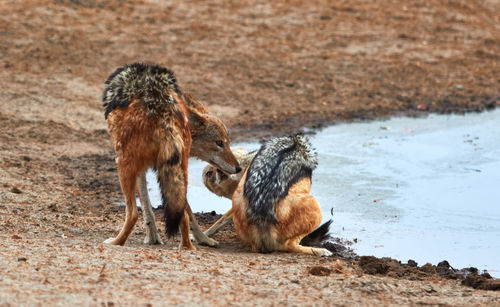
<box><xmin>216</xmin><ymin>140</ymin><xmax>224</xmax><ymax>147</ymax></box>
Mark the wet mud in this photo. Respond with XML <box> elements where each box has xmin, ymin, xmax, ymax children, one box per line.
<box><xmin>190</xmin><ymin>212</ymin><xmax>499</xmax><ymax>291</ymax></box>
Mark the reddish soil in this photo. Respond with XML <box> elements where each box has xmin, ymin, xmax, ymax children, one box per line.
<box><xmin>1</xmin><ymin>0</ymin><xmax>499</xmax><ymax>305</ymax></box>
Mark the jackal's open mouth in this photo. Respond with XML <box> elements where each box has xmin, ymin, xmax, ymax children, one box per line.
<box><xmin>216</xmin><ymin>169</ymin><xmax>229</xmax><ymax>182</ymax></box>
<box><xmin>204</xmin><ymin>169</ymin><xmax>215</xmax><ymax>182</ymax></box>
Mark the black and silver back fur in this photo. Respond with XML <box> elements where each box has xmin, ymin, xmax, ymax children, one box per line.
<box><xmin>103</xmin><ymin>62</ymin><xmax>182</xmax><ymax>119</ymax></box>
<box><xmin>244</xmin><ymin>134</ymin><xmax>318</xmax><ymax>225</ymax></box>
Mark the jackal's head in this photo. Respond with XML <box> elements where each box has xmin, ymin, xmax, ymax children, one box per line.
<box><xmin>202</xmin><ymin>147</ymin><xmax>255</xmax><ymax>199</ymax></box>
<box><xmin>189</xmin><ymin>108</ymin><xmax>241</xmax><ymax>174</ymax></box>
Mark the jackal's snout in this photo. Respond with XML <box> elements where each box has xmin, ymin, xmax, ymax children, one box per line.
<box><xmin>209</xmin><ymin>155</ymin><xmax>241</xmax><ymax>174</ymax></box>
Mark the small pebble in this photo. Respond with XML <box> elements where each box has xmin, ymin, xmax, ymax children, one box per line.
<box><xmin>11</xmin><ymin>187</ymin><xmax>22</xmax><ymax>194</ymax></box>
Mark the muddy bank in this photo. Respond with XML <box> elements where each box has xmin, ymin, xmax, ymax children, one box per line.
<box><xmin>191</xmin><ymin>212</ymin><xmax>500</xmax><ymax>292</ymax></box>
<box><xmin>356</xmin><ymin>257</ymin><xmax>500</xmax><ymax>291</ymax></box>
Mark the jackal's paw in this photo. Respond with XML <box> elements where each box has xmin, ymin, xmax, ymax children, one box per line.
<box><xmin>314</xmin><ymin>248</ymin><xmax>333</xmax><ymax>257</ymax></box>
<box><xmin>143</xmin><ymin>235</ymin><xmax>164</xmax><ymax>245</ymax></box>
<box><xmin>178</xmin><ymin>242</ymin><xmax>197</xmax><ymax>251</ymax></box>
<box><xmin>190</xmin><ymin>233</ymin><xmax>219</xmax><ymax>247</ymax></box>
<box><xmin>103</xmin><ymin>237</ymin><xmax>121</xmax><ymax>245</ymax></box>
<box><xmin>197</xmin><ymin>237</ymin><xmax>219</xmax><ymax>247</ymax></box>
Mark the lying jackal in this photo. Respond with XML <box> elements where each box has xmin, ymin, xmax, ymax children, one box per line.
<box><xmin>203</xmin><ymin>135</ymin><xmax>333</xmax><ymax>256</ymax></box>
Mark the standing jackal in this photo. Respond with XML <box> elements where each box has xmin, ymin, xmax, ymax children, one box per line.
<box><xmin>102</xmin><ymin>62</ymin><xmax>240</xmax><ymax>249</ymax></box>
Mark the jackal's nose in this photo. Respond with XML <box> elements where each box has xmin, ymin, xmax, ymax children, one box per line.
<box><xmin>235</xmin><ymin>166</ymin><xmax>242</xmax><ymax>173</ymax></box>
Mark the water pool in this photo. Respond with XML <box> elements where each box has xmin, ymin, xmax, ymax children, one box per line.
<box><xmin>142</xmin><ymin>109</ymin><xmax>500</xmax><ymax>277</ymax></box>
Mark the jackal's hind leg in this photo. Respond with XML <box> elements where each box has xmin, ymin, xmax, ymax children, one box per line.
<box><xmin>104</xmin><ymin>163</ymin><xmax>139</xmax><ymax>246</ymax></box>
<box><xmin>186</xmin><ymin>205</ymin><xmax>219</xmax><ymax>247</ymax></box>
<box><xmin>284</xmin><ymin>238</ymin><xmax>332</xmax><ymax>257</ymax></box>
<box><xmin>136</xmin><ymin>171</ymin><xmax>163</xmax><ymax>245</ymax></box>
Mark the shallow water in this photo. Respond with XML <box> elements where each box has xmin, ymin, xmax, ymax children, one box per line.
<box><xmin>143</xmin><ymin>109</ymin><xmax>500</xmax><ymax>277</ymax></box>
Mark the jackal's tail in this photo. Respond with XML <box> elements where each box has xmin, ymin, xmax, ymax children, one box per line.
<box><xmin>156</xmin><ymin>160</ymin><xmax>187</xmax><ymax>237</ymax></box>
<box><xmin>154</xmin><ymin>125</ymin><xmax>188</xmax><ymax>237</ymax></box>
<box><xmin>300</xmin><ymin>220</ymin><xmax>333</xmax><ymax>247</ymax></box>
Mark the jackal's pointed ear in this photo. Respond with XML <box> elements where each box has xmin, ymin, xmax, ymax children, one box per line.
<box><xmin>184</xmin><ymin>93</ymin><xmax>209</xmax><ymax>113</ymax></box>
<box><xmin>188</xmin><ymin>107</ymin><xmax>206</xmax><ymax>128</ymax></box>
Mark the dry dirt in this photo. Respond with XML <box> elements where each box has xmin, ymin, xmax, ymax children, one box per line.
<box><xmin>1</xmin><ymin>0</ymin><xmax>499</xmax><ymax>305</ymax></box>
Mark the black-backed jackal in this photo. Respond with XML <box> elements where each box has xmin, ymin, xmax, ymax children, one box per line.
<box><xmin>102</xmin><ymin>62</ymin><xmax>240</xmax><ymax>249</ymax></box>
<box><xmin>203</xmin><ymin>135</ymin><xmax>333</xmax><ymax>256</ymax></box>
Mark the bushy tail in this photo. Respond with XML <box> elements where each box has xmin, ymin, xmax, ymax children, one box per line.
<box><xmin>300</xmin><ymin>220</ymin><xmax>333</xmax><ymax>247</ymax></box>
<box><xmin>156</xmin><ymin>159</ymin><xmax>187</xmax><ymax>237</ymax></box>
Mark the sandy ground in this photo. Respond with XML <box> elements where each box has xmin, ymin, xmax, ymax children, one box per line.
<box><xmin>1</xmin><ymin>0</ymin><xmax>499</xmax><ymax>305</ymax></box>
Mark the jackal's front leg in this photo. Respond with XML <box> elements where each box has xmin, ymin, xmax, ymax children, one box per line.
<box><xmin>136</xmin><ymin>171</ymin><xmax>163</xmax><ymax>245</ymax></box>
<box><xmin>203</xmin><ymin>208</ymin><xmax>233</xmax><ymax>237</ymax></box>
<box><xmin>284</xmin><ymin>238</ymin><xmax>332</xmax><ymax>257</ymax></box>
